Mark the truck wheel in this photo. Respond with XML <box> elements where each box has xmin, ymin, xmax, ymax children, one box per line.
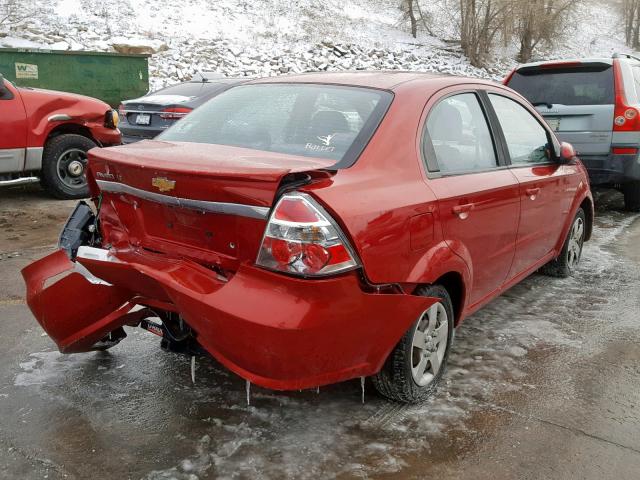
<box><xmin>540</xmin><ymin>208</ymin><xmax>586</xmax><ymax>278</ymax></box>
<box><xmin>41</xmin><ymin>134</ymin><xmax>96</xmax><ymax>199</ymax></box>
<box><xmin>372</xmin><ymin>285</ymin><xmax>454</xmax><ymax>403</ymax></box>
<box><xmin>622</xmin><ymin>181</ymin><xmax>640</xmax><ymax>212</ymax></box>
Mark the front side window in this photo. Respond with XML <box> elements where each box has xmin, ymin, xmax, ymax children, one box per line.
<box><xmin>159</xmin><ymin>84</ymin><xmax>392</xmax><ymax>167</ymax></box>
<box><xmin>425</xmin><ymin>93</ymin><xmax>498</xmax><ymax>174</ymax></box>
<box><xmin>489</xmin><ymin>94</ymin><xmax>550</xmax><ymax>165</ymax></box>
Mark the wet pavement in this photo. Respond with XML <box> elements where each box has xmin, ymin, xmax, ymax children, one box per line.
<box><xmin>0</xmin><ymin>185</ymin><xmax>639</xmax><ymax>480</ymax></box>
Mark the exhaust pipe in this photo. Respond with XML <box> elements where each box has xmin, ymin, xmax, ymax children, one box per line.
<box><xmin>0</xmin><ymin>176</ymin><xmax>39</xmax><ymax>187</ymax></box>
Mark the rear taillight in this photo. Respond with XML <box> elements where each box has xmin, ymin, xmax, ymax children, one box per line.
<box><xmin>613</xmin><ymin>59</ymin><xmax>640</xmax><ymax>131</ymax></box>
<box><xmin>612</xmin><ymin>147</ymin><xmax>639</xmax><ymax>155</ymax></box>
<box><xmin>159</xmin><ymin>107</ymin><xmax>192</xmax><ymax>120</ymax></box>
<box><xmin>256</xmin><ymin>192</ymin><xmax>359</xmax><ymax>277</ymax></box>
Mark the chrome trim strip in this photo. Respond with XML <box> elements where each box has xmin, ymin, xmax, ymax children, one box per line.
<box><xmin>48</xmin><ymin>114</ymin><xmax>73</xmax><ymax>122</ymax></box>
<box><xmin>123</xmin><ymin>110</ymin><xmax>188</xmax><ymax>117</ymax></box>
<box><xmin>25</xmin><ymin>147</ymin><xmax>43</xmax><ymax>170</ymax></box>
<box><xmin>96</xmin><ymin>180</ymin><xmax>270</xmax><ymax>220</ymax></box>
<box><xmin>0</xmin><ymin>176</ymin><xmax>39</xmax><ymax>187</ymax></box>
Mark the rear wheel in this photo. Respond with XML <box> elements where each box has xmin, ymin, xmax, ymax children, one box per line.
<box><xmin>372</xmin><ymin>284</ymin><xmax>454</xmax><ymax>403</ymax></box>
<box><xmin>540</xmin><ymin>208</ymin><xmax>586</xmax><ymax>278</ymax></box>
<box><xmin>41</xmin><ymin>134</ymin><xmax>96</xmax><ymax>199</ymax></box>
<box><xmin>622</xmin><ymin>181</ymin><xmax>640</xmax><ymax>212</ymax></box>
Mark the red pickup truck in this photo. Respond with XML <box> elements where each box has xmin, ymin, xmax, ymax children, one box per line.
<box><xmin>0</xmin><ymin>73</ymin><xmax>121</xmax><ymax>199</ymax></box>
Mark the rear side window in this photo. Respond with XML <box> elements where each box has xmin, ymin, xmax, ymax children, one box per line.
<box><xmin>425</xmin><ymin>93</ymin><xmax>498</xmax><ymax>174</ymax></box>
<box><xmin>159</xmin><ymin>84</ymin><xmax>392</xmax><ymax>167</ymax></box>
<box><xmin>508</xmin><ymin>66</ymin><xmax>614</xmax><ymax>106</ymax></box>
<box><xmin>489</xmin><ymin>94</ymin><xmax>550</xmax><ymax>165</ymax></box>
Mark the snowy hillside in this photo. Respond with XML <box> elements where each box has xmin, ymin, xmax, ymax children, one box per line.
<box><xmin>0</xmin><ymin>0</ymin><xmax>633</xmax><ymax>91</ymax></box>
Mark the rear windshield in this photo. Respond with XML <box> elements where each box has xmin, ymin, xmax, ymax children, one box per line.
<box><xmin>508</xmin><ymin>66</ymin><xmax>614</xmax><ymax>106</ymax></box>
<box><xmin>158</xmin><ymin>83</ymin><xmax>393</xmax><ymax>167</ymax></box>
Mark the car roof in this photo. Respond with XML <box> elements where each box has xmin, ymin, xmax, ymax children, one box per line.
<box><xmin>247</xmin><ymin>71</ymin><xmax>487</xmax><ymax>91</ymax></box>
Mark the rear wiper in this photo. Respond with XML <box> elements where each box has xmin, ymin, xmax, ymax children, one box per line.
<box><xmin>532</xmin><ymin>102</ymin><xmax>554</xmax><ymax>109</ymax></box>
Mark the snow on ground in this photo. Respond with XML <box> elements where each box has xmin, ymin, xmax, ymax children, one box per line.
<box><xmin>0</xmin><ymin>0</ymin><xmax>634</xmax><ymax>92</ymax></box>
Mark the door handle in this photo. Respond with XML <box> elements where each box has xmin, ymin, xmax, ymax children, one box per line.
<box><xmin>452</xmin><ymin>203</ymin><xmax>475</xmax><ymax>219</ymax></box>
<box><xmin>525</xmin><ymin>187</ymin><xmax>541</xmax><ymax>199</ymax></box>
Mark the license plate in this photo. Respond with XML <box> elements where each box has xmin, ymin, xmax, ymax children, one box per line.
<box><xmin>545</xmin><ymin>117</ymin><xmax>560</xmax><ymax>131</ymax></box>
<box><xmin>135</xmin><ymin>113</ymin><xmax>151</xmax><ymax>125</ymax></box>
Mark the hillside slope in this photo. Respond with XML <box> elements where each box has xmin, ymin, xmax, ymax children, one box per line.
<box><xmin>0</xmin><ymin>0</ymin><xmax>633</xmax><ymax>90</ymax></box>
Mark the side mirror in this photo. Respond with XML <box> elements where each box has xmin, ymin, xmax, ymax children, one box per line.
<box><xmin>558</xmin><ymin>142</ymin><xmax>577</xmax><ymax>164</ymax></box>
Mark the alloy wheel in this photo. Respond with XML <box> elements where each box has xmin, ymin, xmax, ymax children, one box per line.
<box><xmin>567</xmin><ymin>216</ymin><xmax>585</xmax><ymax>268</ymax></box>
<box><xmin>411</xmin><ymin>302</ymin><xmax>449</xmax><ymax>387</ymax></box>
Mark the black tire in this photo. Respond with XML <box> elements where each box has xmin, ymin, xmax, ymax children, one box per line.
<box><xmin>41</xmin><ymin>134</ymin><xmax>96</xmax><ymax>199</ymax></box>
<box><xmin>540</xmin><ymin>208</ymin><xmax>586</xmax><ymax>278</ymax></box>
<box><xmin>372</xmin><ymin>284</ymin><xmax>454</xmax><ymax>403</ymax></box>
<box><xmin>622</xmin><ymin>181</ymin><xmax>640</xmax><ymax>212</ymax></box>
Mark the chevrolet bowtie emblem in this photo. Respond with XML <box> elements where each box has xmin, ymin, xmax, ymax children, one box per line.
<box><xmin>151</xmin><ymin>177</ymin><xmax>176</xmax><ymax>192</ymax></box>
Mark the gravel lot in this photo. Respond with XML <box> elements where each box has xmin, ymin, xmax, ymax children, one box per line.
<box><xmin>0</xmin><ymin>185</ymin><xmax>638</xmax><ymax>480</ymax></box>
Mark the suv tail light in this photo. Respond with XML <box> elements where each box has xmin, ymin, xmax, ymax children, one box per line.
<box><xmin>159</xmin><ymin>107</ymin><xmax>192</xmax><ymax>120</ymax></box>
<box><xmin>256</xmin><ymin>192</ymin><xmax>359</xmax><ymax>277</ymax></box>
<box><xmin>613</xmin><ymin>59</ymin><xmax>640</xmax><ymax>131</ymax></box>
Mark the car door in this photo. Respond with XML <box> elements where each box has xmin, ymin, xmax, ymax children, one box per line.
<box><xmin>0</xmin><ymin>77</ymin><xmax>27</xmax><ymax>174</ymax></box>
<box><xmin>486</xmin><ymin>91</ymin><xmax>574</xmax><ymax>278</ymax></box>
<box><xmin>422</xmin><ymin>90</ymin><xmax>520</xmax><ymax>307</ymax></box>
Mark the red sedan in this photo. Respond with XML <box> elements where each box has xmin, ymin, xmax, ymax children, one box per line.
<box><xmin>22</xmin><ymin>72</ymin><xmax>593</xmax><ymax>403</ymax></box>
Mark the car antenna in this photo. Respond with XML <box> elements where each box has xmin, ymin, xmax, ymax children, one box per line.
<box><xmin>195</xmin><ymin>70</ymin><xmax>207</xmax><ymax>83</ymax></box>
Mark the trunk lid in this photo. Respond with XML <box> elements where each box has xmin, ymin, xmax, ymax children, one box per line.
<box><xmin>535</xmin><ymin>104</ymin><xmax>614</xmax><ymax>156</ymax></box>
<box><xmin>88</xmin><ymin>140</ymin><xmax>334</xmax><ymax>270</ymax></box>
<box><xmin>507</xmin><ymin>62</ymin><xmax>615</xmax><ymax>155</ymax></box>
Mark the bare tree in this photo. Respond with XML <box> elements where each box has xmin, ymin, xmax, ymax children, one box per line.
<box><xmin>623</xmin><ymin>0</ymin><xmax>640</xmax><ymax>48</ymax></box>
<box><xmin>514</xmin><ymin>0</ymin><xmax>579</xmax><ymax>63</ymax></box>
<box><xmin>0</xmin><ymin>0</ymin><xmax>34</xmax><ymax>28</ymax></box>
<box><xmin>459</xmin><ymin>0</ymin><xmax>511</xmax><ymax>66</ymax></box>
<box><xmin>398</xmin><ymin>0</ymin><xmax>580</xmax><ymax>66</ymax></box>
<box><xmin>400</xmin><ymin>0</ymin><xmax>419</xmax><ymax>38</ymax></box>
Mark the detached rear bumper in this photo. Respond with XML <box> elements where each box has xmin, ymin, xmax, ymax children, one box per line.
<box><xmin>22</xmin><ymin>247</ymin><xmax>434</xmax><ymax>390</ymax></box>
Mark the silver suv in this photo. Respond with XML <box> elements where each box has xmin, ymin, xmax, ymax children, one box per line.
<box><xmin>504</xmin><ymin>54</ymin><xmax>640</xmax><ymax>211</ymax></box>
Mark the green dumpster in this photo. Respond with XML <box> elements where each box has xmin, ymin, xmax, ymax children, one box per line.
<box><xmin>0</xmin><ymin>48</ymin><xmax>150</xmax><ymax>107</ymax></box>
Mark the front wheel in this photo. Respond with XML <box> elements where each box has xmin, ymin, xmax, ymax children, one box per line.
<box><xmin>41</xmin><ymin>134</ymin><xmax>97</xmax><ymax>199</ymax></box>
<box><xmin>540</xmin><ymin>208</ymin><xmax>586</xmax><ymax>278</ymax></box>
<box><xmin>372</xmin><ymin>284</ymin><xmax>454</xmax><ymax>403</ymax></box>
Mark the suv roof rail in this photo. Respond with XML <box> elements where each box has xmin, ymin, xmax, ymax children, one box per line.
<box><xmin>613</xmin><ymin>52</ymin><xmax>640</xmax><ymax>62</ymax></box>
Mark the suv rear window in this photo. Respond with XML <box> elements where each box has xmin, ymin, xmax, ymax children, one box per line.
<box><xmin>508</xmin><ymin>66</ymin><xmax>614</xmax><ymax>106</ymax></box>
<box><xmin>159</xmin><ymin>84</ymin><xmax>392</xmax><ymax>168</ymax></box>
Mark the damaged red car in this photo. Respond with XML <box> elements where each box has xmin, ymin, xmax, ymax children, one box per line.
<box><xmin>22</xmin><ymin>72</ymin><xmax>593</xmax><ymax>403</ymax></box>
